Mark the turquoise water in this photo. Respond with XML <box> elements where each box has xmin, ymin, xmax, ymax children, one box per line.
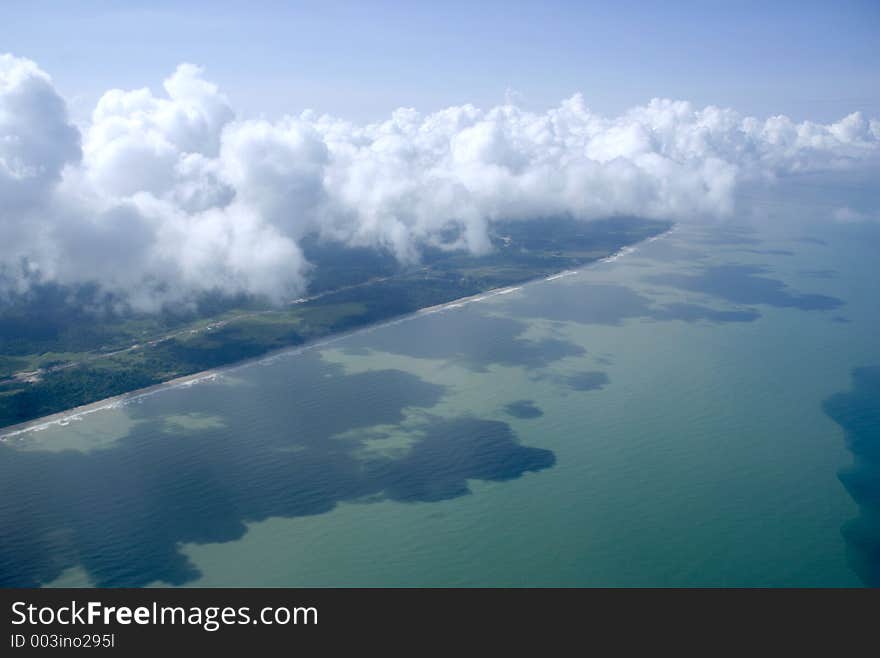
<box><xmin>1</xmin><ymin>220</ymin><xmax>878</xmax><ymax>587</ymax></box>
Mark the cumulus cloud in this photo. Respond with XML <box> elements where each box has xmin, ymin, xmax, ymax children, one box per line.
<box><xmin>1</xmin><ymin>53</ymin><xmax>878</xmax><ymax>309</ymax></box>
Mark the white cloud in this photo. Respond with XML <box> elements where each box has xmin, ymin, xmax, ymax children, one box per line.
<box><xmin>1</xmin><ymin>54</ymin><xmax>878</xmax><ymax>309</ymax></box>
<box><xmin>834</xmin><ymin>206</ymin><xmax>877</xmax><ymax>223</ymax></box>
<box><xmin>84</xmin><ymin>63</ymin><xmax>234</xmax><ymax>198</ymax></box>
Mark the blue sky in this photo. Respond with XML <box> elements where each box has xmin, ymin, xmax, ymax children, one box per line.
<box><xmin>2</xmin><ymin>0</ymin><xmax>878</xmax><ymax>122</ymax></box>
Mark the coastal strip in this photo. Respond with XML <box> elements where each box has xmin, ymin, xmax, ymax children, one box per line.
<box><xmin>0</xmin><ymin>226</ymin><xmax>673</xmax><ymax>441</ymax></box>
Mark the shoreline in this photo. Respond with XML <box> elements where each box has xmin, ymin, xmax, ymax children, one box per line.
<box><xmin>0</xmin><ymin>225</ymin><xmax>673</xmax><ymax>441</ymax></box>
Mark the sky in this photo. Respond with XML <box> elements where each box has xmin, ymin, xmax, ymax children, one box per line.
<box><xmin>1</xmin><ymin>1</ymin><xmax>879</xmax><ymax>310</ymax></box>
<box><xmin>2</xmin><ymin>0</ymin><xmax>878</xmax><ymax>124</ymax></box>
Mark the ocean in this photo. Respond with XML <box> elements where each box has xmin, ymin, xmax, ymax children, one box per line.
<box><xmin>1</xmin><ymin>218</ymin><xmax>878</xmax><ymax>587</ymax></box>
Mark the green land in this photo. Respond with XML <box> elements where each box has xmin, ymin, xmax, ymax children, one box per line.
<box><xmin>0</xmin><ymin>217</ymin><xmax>670</xmax><ymax>431</ymax></box>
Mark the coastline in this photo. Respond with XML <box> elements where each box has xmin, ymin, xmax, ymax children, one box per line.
<box><xmin>0</xmin><ymin>225</ymin><xmax>674</xmax><ymax>441</ymax></box>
